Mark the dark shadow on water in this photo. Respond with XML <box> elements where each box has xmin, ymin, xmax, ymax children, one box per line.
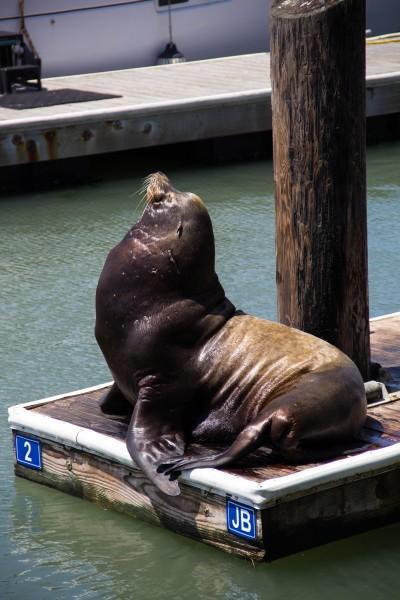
<box><xmin>0</xmin><ymin>131</ymin><xmax>273</xmax><ymax>197</ymax></box>
<box><xmin>1</xmin><ymin>113</ymin><xmax>399</xmax><ymax>197</ymax></box>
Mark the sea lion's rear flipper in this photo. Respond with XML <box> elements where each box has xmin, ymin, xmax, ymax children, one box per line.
<box><xmin>100</xmin><ymin>382</ymin><xmax>131</xmax><ymax>415</ymax></box>
<box><xmin>126</xmin><ymin>393</ymin><xmax>186</xmax><ymax>496</ymax></box>
<box><xmin>163</xmin><ymin>368</ymin><xmax>367</xmax><ymax>475</ymax></box>
<box><xmin>161</xmin><ymin>417</ymin><xmax>273</xmax><ymax>474</ymax></box>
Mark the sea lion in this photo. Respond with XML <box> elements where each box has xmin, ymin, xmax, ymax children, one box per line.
<box><xmin>95</xmin><ymin>172</ymin><xmax>367</xmax><ymax>496</ymax></box>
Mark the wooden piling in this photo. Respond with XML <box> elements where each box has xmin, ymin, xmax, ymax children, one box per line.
<box><xmin>271</xmin><ymin>0</ymin><xmax>370</xmax><ymax>379</ymax></box>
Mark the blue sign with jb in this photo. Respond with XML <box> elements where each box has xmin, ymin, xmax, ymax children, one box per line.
<box><xmin>15</xmin><ymin>435</ymin><xmax>42</xmax><ymax>470</ymax></box>
<box><xmin>226</xmin><ymin>499</ymin><xmax>256</xmax><ymax>540</ymax></box>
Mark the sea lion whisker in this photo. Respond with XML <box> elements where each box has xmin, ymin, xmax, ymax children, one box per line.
<box><xmin>135</xmin><ymin>195</ymin><xmax>146</xmax><ymax>213</ymax></box>
<box><xmin>136</xmin><ymin>182</ymin><xmax>150</xmax><ymax>209</ymax></box>
<box><xmin>140</xmin><ymin>173</ymin><xmax>153</xmax><ymax>193</ymax></box>
<box><xmin>137</xmin><ymin>175</ymin><xmax>153</xmax><ymax>208</ymax></box>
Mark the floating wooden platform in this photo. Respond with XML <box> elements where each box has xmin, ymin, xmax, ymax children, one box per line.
<box><xmin>8</xmin><ymin>312</ymin><xmax>400</xmax><ymax>561</ymax></box>
<box><xmin>1</xmin><ymin>41</ymin><xmax>400</xmax><ymax>167</ymax></box>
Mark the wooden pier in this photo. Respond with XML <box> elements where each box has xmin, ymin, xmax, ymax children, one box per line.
<box><xmin>0</xmin><ymin>41</ymin><xmax>399</xmax><ymax>168</ymax></box>
<box><xmin>8</xmin><ymin>313</ymin><xmax>400</xmax><ymax>561</ymax></box>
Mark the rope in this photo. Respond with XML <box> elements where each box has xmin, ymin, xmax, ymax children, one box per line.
<box><xmin>366</xmin><ymin>32</ymin><xmax>400</xmax><ymax>45</ymax></box>
<box><xmin>367</xmin><ymin>39</ymin><xmax>400</xmax><ymax>45</ymax></box>
<box><xmin>168</xmin><ymin>1</ymin><xmax>173</xmax><ymax>45</ymax></box>
<box><xmin>18</xmin><ymin>0</ymin><xmax>39</xmax><ymax>59</ymax></box>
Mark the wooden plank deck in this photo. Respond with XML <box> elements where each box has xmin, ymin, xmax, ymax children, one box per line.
<box><xmin>24</xmin><ymin>384</ymin><xmax>400</xmax><ymax>478</ymax></box>
<box><xmin>0</xmin><ymin>41</ymin><xmax>399</xmax><ymax>167</ymax></box>
<box><xmin>371</xmin><ymin>312</ymin><xmax>400</xmax><ymax>389</ymax></box>
<box><xmin>9</xmin><ymin>312</ymin><xmax>400</xmax><ymax>560</ymax></box>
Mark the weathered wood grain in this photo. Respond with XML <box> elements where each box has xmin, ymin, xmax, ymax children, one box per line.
<box><xmin>13</xmin><ymin>432</ymin><xmax>265</xmax><ymax>561</ymax></box>
<box><xmin>371</xmin><ymin>314</ymin><xmax>400</xmax><ymax>387</ymax></box>
<box><xmin>366</xmin><ymin>406</ymin><xmax>400</xmax><ymax>438</ymax></box>
<box><xmin>271</xmin><ymin>0</ymin><xmax>370</xmax><ymax>378</ymax></box>
<box><xmin>263</xmin><ymin>466</ymin><xmax>400</xmax><ymax>560</ymax></box>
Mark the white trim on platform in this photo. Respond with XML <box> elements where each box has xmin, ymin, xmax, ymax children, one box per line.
<box><xmin>13</xmin><ymin>381</ymin><xmax>113</xmax><ymax>411</ymax></box>
<box><xmin>370</xmin><ymin>311</ymin><xmax>400</xmax><ymax>321</ymax></box>
<box><xmin>8</xmin><ymin>383</ymin><xmax>400</xmax><ymax>509</ymax></box>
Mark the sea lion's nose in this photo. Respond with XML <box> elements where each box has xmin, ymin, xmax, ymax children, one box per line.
<box><xmin>146</xmin><ymin>172</ymin><xmax>173</xmax><ymax>203</ymax></box>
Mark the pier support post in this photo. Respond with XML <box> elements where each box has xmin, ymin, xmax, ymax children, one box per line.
<box><xmin>271</xmin><ymin>0</ymin><xmax>370</xmax><ymax>379</ymax></box>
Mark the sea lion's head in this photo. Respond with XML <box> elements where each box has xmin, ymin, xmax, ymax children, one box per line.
<box><xmin>141</xmin><ymin>172</ymin><xmax>209</xmax><ymax>236</ymax></box>
<box><xmin>134</xmin><ymin>172</ymin><xmax>221</xmax><ymax>298</ymax></box>
<box><xmin>96</xmin><ymin>172</ymin><xmax>234</xmax><ymax>350</ymax></box>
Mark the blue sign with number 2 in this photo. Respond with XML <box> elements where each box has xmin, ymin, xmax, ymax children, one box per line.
<box><xmin>226</xmin><ymin>500</ymin><xmax>256</xmax><ymax>539</ymax></box>
<box><xmin>15</xmin><ymin>435</ymin><xmax>42</xmax><ymax>470</ymax></box>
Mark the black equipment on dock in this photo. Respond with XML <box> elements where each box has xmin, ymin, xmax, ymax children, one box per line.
<box><xmin>0</xmin><ymin>31</ymin><xmax>41</xmax><ymax>94</ymax></box>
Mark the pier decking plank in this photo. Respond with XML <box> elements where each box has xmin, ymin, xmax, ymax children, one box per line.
<box><xmin>0</xmin><ymin>42</ymin><xmax>399</xmax><ymax>167</ymax></box>
<box><xmin>371</xmin><ymin>313</ymin><xmax>400</xmax><ymax>387</ymax></box>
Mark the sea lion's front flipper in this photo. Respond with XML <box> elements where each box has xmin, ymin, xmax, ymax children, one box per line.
<box><xmin>126</xmin><ymin>393</ymin><xmax>185</xmax><ymax>496</ymax></box>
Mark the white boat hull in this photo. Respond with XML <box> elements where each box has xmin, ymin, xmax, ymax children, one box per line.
<box><xmin>0</xmin><ymin>0</ymin><xmax>270</xmax><ymax>77</ymax></box>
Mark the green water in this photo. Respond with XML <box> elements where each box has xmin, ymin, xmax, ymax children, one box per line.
<box><xmin>1</xmin><ymin>143</ymin><xmax>400</xmax><ymax>599</ymax></box>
